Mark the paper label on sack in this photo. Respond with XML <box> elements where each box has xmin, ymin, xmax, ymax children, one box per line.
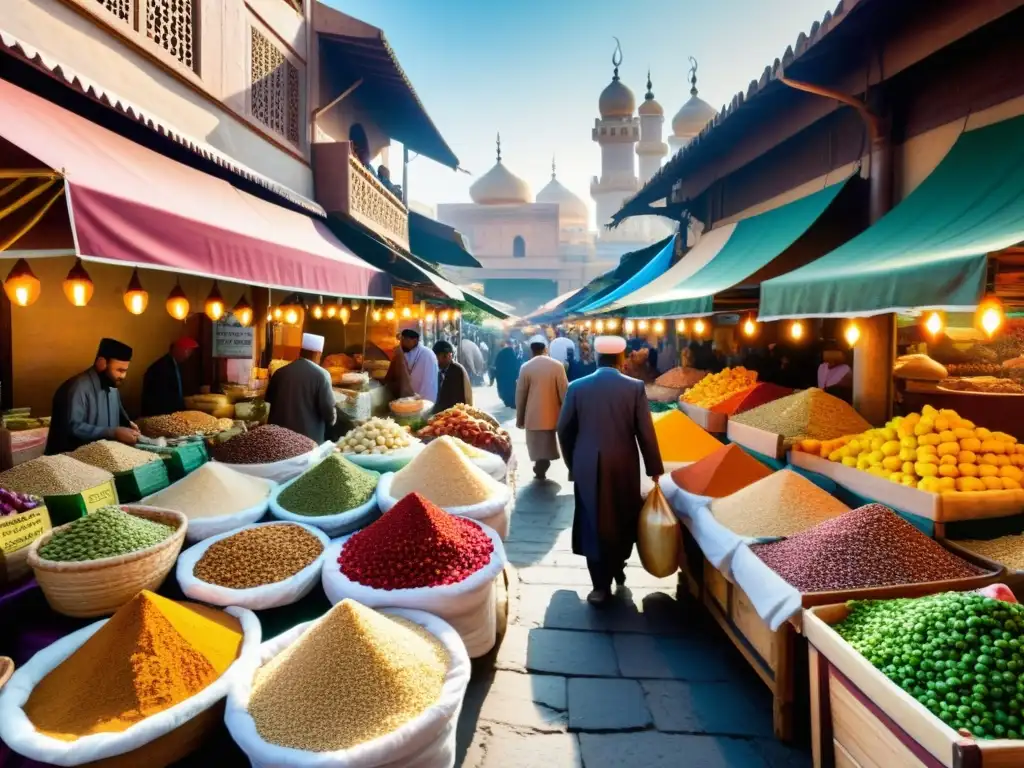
<box><xmin>83</xmin><ymin>480</ymin><xmax>117</xmax><ymax>513</ymax></box>
<box><xmin>0</xmin><ymin>506</ymin><xmax>51</xmax><ymax>554</ymax></box>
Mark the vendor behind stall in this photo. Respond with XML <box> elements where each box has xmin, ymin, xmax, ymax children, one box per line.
<box><xmin>265</xmin><ymin>333</ymin><xmax>336</xmax><ymax>442</ymax></box>
<box><xmin>432</xmin><ymin>340</ymin><xmax>473</xmax><ymax>413</ymax></box>
<box><xmin>45</xmin><ymin>338</ymin><xmax>140</xmax><ymax>454</ymax></box>
<box><xmin>818</xmin><ymin>342</ymin><xmax>853</xmax><ymax>403</ymax></box>
<box><xmin>140</xmin><ymin>336</ymin><xmax>198</xmax><ymax>417</ymax></box>
<box><xmin>398</xmin><ymin>328</ymin><xmax>438</xmax><ymax>402</ymax></box>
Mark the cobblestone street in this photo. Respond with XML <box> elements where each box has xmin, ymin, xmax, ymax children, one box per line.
<box><xmin>455</xmin><ymin>386</ymin><xmax>811</xmax><ymax>768</ymax></box>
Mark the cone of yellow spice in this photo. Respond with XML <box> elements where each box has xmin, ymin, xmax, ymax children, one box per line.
<box><xmin>24</xmin><ymin>590</ymin><xmax>243</xmax><ymax>740</ymax></box>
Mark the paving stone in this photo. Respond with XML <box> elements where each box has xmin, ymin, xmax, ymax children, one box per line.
<box><xmin>478</xmin><ymin>671</ymin><xmax>568</xmax><ymax>732</ymax></box>
<box><xmin>465</xmin><ymin>723</ymin><xmax>582</xmax><ymax>768</ymax></box>
<box><xmin>753</xmin><ymin>738</ymin><xmax>813</xmax><ymax>768</ymax></box>
<box><xmin>578</xmin><ymin>732</ymin><xmax>769</xmax><ymax>768</ymax></box>
<box><xmin>641</xmin><ymin>680</ymin><xmax>773</xmax><ymax>737</ymax></box>
<box><xmin>517</xmin><ymin>565</ymin><xmax>674</xmax><ymax>589</ymax></box>
<box><xmin>568</xmin><ymin>678</ymin><xmax>651</xmax><ymax>731</ymax></box>
<box><xmin>613</xmin><ymin>634</ymin><xmax>738</xmax><ymax>681</ymax></box>
<box><xmin>496</xmin><ymin>626</ymin><xmax>619</xmax><ymax>676</ymax></box>
<box><xmin>506</xmin><ymin>524</ymin><xmax>568</xmax><ymax>545</ymax></box>
<box><xmin>514</xmin><ymin>585</ymin><xmax>685</xmax><ymax>635</ymax></box>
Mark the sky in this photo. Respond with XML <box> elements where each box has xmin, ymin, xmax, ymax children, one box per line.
<box><xmin>330</xmin><ymin>0</ymin><xmax>836</xmax><ymax>225</ymax></box>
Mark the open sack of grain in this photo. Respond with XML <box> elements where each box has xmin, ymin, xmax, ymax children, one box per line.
<box><xmin>269</xmin><ymin>454</ymin><xmax>380</xmax><ymax>538</ymax></box>
<box><xmin>0</xmin><ymin>591</ymin><xmax>260</xmax><ymax>766</ymax></box>
<box><xmin>338</xmin><ymin>417</ymin><xmax>424</xmax><ymax>474</ymax></box>
<box><xmin>211</xmin><ymin>425</ymin><xmax>335</xmax><ymax>484</ymax></box>
<box><xmin>661</xmin><ymin>444</ymin><xmax>773</xmax><ymax>517</ymax></box>
<box><xmin>225</xmin><ymin>601</ymin><xmax>470</xmax><ymax>768</ymax></box>
<box><xmin>176</xmin><ymin>522</ymin><xmax>331</xmax><ymax>611</ymax></box>
<box><xmin>322</xmin><ymin>493</ymin><xmax>507</xmax><ymax>658</ymax></box>
<box><xmin>376</xmin><ymin>437</ymin><xmax>512</xmax><ymax>540</ymax></box>
<box><xmin>141</xmin><ymin>462</ymin><xmax>275</xmax><ymax>542</ymax></box>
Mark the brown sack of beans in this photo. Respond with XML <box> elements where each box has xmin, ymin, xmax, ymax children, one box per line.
<box><xmin>211</xmin><ymin>425</ymin><xmax>317</xmax><ymax>465</ymax></box>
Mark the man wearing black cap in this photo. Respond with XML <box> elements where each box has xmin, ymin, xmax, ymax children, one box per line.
<box><xmin>45</xmin><ymin>338</ymin><xmax>140</xmax><ymax>455</ymax></box>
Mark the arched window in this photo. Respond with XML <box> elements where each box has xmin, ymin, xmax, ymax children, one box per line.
<box><xmin>512</xmin><ymin>235</ymin><xmax>526</xmax><ymax>259</ymax></box>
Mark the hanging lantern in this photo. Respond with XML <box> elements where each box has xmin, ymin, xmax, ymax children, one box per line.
<box><xmin>844</xmin><ymin>320</ymin><xmax>861</xmax><ymax>347</ymax></box>
<box><xmin>401</xmin><ymin>306</ymin><xmax>412</xmax><ymax>319</ymax></box>
<box><xmin>272</xmin><ymin>306</ymin><xmax>284</xmax><ymax>322</ymax></box>
<box><xmin>266</xmin><ymin>309</ymin><xmax>273</xmax><ymax>322</ymax></box>
<box><xmin>624</xmin><ymin>319</ymin><xmax>635</xmax><ymax>335</ymax></box>
<box><xmin>166</xmin><ymin>282</ymin><xmax>190</xmax><ymax>320</ymax></box>
<box><xmin>284</xmin><ymin>307</ymin><xmax>300</xmax><ymax>326</ymax></box>
<box><xmin>385</xmin><ymin>308</ymin><xmax>396</xmax><ymax>321</ymax></box>
<box><xmin>3</xmin><ymin>259</ymin><xmax>41</xmax><ymax>308</ymax></box>
<box><xmin>311</xmin><ymin>297</ymin><xmax>325</xmax><ymax>320</ymax></box>
<box><xmin>978</xmin><ymin>297</ymin><xmax>1004</xmax><ymax>338</ymax></box>
<box><xmin>350</xmin><ymin>300</ymin><xmax>360</xmax><ymax>311</ymax></box>
<box><xmin>339</xmin><ymin>306</ymin><xmax>351</xmax><ymax>324</ymax></box>
<box><xmin>325</xmin><ymin>301</ymin><xmax>338</xmax><ymax>319</ymax></box>
<box><xmin>204</xmin><ymin>281</ymin><xmax>225</xmax><ymax>321</ymax></box>
<box><xmin>62</xmin><ymin>258</ymin><xmax>94</xmax><ymax>307</ymax></box>
<box><xmin>743</xmin><ymin>317</ymin><xmax>757</xmax><ymax>337</ymax></box>
<box><xmin>123</xmin><ymin>268</ymin><xmax>148</xmax><ymax>315</ymax></box>
<box><xmin>923</xmin><ymin>311</ymin><xmax>944</xmax><ymax>338</ymax></box>
<box><xmin>693</xmin><ymin>319</ymin><xmax>706</xmax><ymax>335</ymax></box>
<box><xmin>372</xmin><ymin>308</ymin><xmax>382</xmax><ymax>322</ymax></box>
<box><xmin>790</xmin><ymin>320</ymin><xmax>805</xmax><ymax>341</ymax></box>
<box><xmin>677</xmin><ymin>319</ymin><xmax>686</xmax><ymax>334</ymax></box>
<box><xmin>232</xmin><ymin>293</ymin><xmax>253</xmax><ymax>327</ymax></box>
<box><xmin>653</xmin><ymin>320</ymin><xmax>665</xmax><ymax>335</ymax></box>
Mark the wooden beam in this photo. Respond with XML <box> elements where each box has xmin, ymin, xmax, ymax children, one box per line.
<box><xmin>311</xmin><ymin>77</ymin><xmax>363</xmax><ymax>123</ymax></box>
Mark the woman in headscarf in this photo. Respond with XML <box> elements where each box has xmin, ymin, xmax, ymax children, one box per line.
<box><xmin>492</xmin><ymin>339</ymin><xmax>522</xmax><ymax>409</ymax></box>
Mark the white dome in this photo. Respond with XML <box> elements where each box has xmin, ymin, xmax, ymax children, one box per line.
<box><xmin>599</xmin><ymin>78</ymin><xmax>635</xmax><ymax>118</ymax></box>
<box><xmin>671</xmin><ymin>91</ymin><xmax>717</xmax><ymax>138</ymax></box>
<box><xmin>469</xmin><ymin>135</ymin><xmax>532</xmax><ymax>205</ymax></box>
<box><xmin>537</xmin><ymin>175</ymin><xmax>589</xmax><ymax>224</ymax></box>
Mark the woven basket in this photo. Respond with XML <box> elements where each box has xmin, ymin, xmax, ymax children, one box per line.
<box><xmin>26</xmin><ymin>505</ymin><xmax>187</xmax><ymax>618</ymax></box>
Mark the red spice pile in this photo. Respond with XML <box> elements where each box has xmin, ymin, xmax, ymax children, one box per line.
<box><xmin>339</xmin><ymin>492</ymin><xmax>494</xmax><ymax>589</ymax></box>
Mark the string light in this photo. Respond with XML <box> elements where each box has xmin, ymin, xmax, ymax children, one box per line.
<box><xmin>624</xmin><ymin>319</ymin><xmax>635</xmax><ymax>334</ymax></box>
<box><xmin>595</xmin><ymin>319</ymin><xmax>604</xmax><ymax>333</ymax></box>
<box><xmin>372</xmin><ymin>309</ymin><xmax>382</xmax><ymax>322</ymax></box>
<box><xmin>311</xmin><ymin>297</ymin><xmax>325</xmax><ymax>320</ymax></box>
<box><xmin>924</xmin><ymin>311</ymin><xmax>944</xmax><ymax>338</ymax></box>
<box><xmin>440</xmin><ymin>310</ymin><xmax>450</xmax><ymax>323</ymax></box>
<box><xmin>606</xmin><ymin>318</ymin><xmax>618</xmax><ymax>330</ymax></box>
<box><xmin>232</xmin><ymin>294</ymin><xmax>253</xmax><ymax>327</ymax></box>
<box><xmin>284</xmin><ymin>308</ymin><xmax>300</xmax><ymax>325</ymax></box>
<box><xmin>677</xmin><ymin>319</ymin><xmax>686</xmax><ymax>333</ymax></box>
<box><xmin>978</xmin><ymin>297</ymin><xmax>1004</xmax><ymax>338</ymax></box>
<box><xmin>339</xmin><ymin>306</ymin><xmax>351</xmax><ymax>324</ymax></box>
<box><xmin>62</xmin><ymin>258</ymin><xmax>94</xmax><ymax>307</ymax></box>
<box><xmin>743</xmin><ymin>317</ymin><xmax>757</xmax><ymax>337</ymax></box>
<box><xmin>844</xmin><ymin>320</ymin><xmax>861</xmax><ymax>347</ymax></box>
<box><xmin>166</xmin><ymin>282</ymin><xmax>190</xmax><ymax>320</ymax></box>
<box><xmin>385</xmin><ymin>308</ymin><xmax>396</xmax><ymax>321</ymax></box>
<box><xmin>272</xmin><ymin>306</ymin><xmax>283</xmax><ymax>322</ymax></box>
<box><xmin>123</xmin><ymin>269</ymin><xmax>148</xmax><ymax>315</ymax></box>
<box><xmin>638</xmin><ymin>320</ymin><xmax>649</xmax><ymax>332</ymax></box>
<box><xmin>790</xmin><ymin>320</ymin><xmax>805</xmax><ymax>341</ymax></box>
<box><xmin>204</xmin><ymin>281</ymin><xmax>225</xmax><ymax>321</ymax></box>
<box><xmin>3</xmin><ymin>259</ymin><xmax>41</xmax><ymax>307</ymax></box>
<box><xmin>426</xmin><ymin>311</ymin><xmax>436</xmax><ymax>324</ymax></box>
<box><xmin>325</xmin><ymin>301</ymin><xmax>338</xmax><ymax>319</ymax></box>
<box><xmin>653</xmin><ymin>320</ymin><xmax>665</xmax><ymax>334</ymax></box>
<box><xmin>401</xmin><ymin>306</ymin><xmax>412</xmax><ymax>319</ymax></box>
<box><xmin>693</xmin><ymin>319</ymin><xmax>706</xmax><ymax>335</ymax></box>
<box><xmin>584</xmin><ymin>320</ymin><xmax>593</xmax><ymax>330</ymax></box>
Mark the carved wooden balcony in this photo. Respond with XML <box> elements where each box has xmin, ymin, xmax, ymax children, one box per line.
<box><xmin>313</xmin><ymin>141</ymin><xmax>409</xmax><ymax>251</ymax></box>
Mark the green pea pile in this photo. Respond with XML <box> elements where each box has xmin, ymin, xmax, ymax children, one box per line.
<box><xmin>836</xmin><ymin>592</ymin><xmax>1024</xmax><ymax>740</ymax></box>
<box><xmin>278</xmin><ymin>454</ymin><xmax>378</xmax><ymax>517</ymax></box>
<box><xmin>38</xmin><ymin>506</ymin><xmax>175</xmax><ymax>562</ymax></box>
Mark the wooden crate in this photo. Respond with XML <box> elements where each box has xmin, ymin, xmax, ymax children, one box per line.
<box><xmin>727</xmin><ymin>420</ymin><xmax>786</xmax><ymax>460</ymax></box>
<box><xmin>942</xmin><ymin>540</ymin><xmax>1024</xmax><ymax>600</ymax></box>
<box><xmin>700</xmin><ymin>556</ymin><xmax>799</xmax><ymax>741</ymax></box>
<box><xmin>679</xmin><ymin>402</ymin><xmax>728</xmax><ymax>434</ymax></box>
<box><xmin>805</xmin><ymin>603</ymin><xmax>1024</xmax><ymax>768</ymax></box>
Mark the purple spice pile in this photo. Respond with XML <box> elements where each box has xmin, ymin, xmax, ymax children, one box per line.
<box><xmin>751</xmin><ymin>503</ymin><xmax>985</xmax><ymax>593</ymax></box>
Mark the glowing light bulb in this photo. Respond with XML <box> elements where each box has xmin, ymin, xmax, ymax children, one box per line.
<box><xmin>325</xmin><ymin>304</ymin><xmax>338</xmax><ymax>319</ymax></box>
<box><xmin>981</xmin><ymin>306</ymin><xmax>1003</xmax><ymax>337</ymax></box>
<box><xmin>693</xmin><ymin>319</ymin><xmax>706</xmax><ymax>335</ymax></box>
<box><xmin>790</xmin><ymin>321</ymin><xmax>804</xmax><ymax>341</ymax></box>
<box><xmin>624</xmin><ymin>319</ymin><xmax>635</xmax><ymax>334</ymax></box>
<box><xmin>677</xmin><ymin>320</ymin><xmax>686</xmax><ymax>334</ymax></box>
<box><xmin>638</xmin><ymin>320</ymin><xmax>649</xmax><ymax>332</ymax></box>
<box><xmin>311</xmin><ymin>304</ymin><xmax>324</xmax><ymax>320</ymax></box>
<box><xmin>743</xmin><ymin>318</ymin><xmax>757</xmax><ymax>337</ymax></box>
<box><xmin>123</xmin><ymin>269</ymin><xmax>148</xmax><ymax>315</ymax></box>
<box><xmin>584</xmin><ymin>320</ymin><xmax>593</xmax><ymax>330</ymax></box>
<box><xmin>272</xmin><ymin>306</ymin><xmax>283</xmax><ymax>322</ymax></box>
<box><xmin>166</xmin><ymin>283</ymin><xmax>190</xmax><ymax>320</ymax></box>
<box><xmin>62</xmin><ymin>258</ymin><xmax>94</xmax><ymax>307</ymax></box>
<box><xmin>204</xmin><ymin>282</ymin><xmax>225</xmax><ymax>321</ymax></box>
<box><xmin>401</xmin><ymin>306</ymin><xmax>412</xmax><ymax>318</ymax></box>
<box><xmin>606</xmin><ymin>318</ymin><xmax>618</xmax><ymax>330</ymax></box>
<box><xmin>653</xmin><ymin>320</ymin><xmax>665</xmax><ymax>334</ymax></box>
<box><xmin>284</xmin><ymin>308</ymin><xmax>299</xmax><ymax>325</ymax></box>
<box><xmin>340</xmin><ymin>307</ymin><xmax>350</xmax><ymax>324</ymax></box>
<box><xmin>372</xmin><ymin>309</ymin><xmax>382</xmax><ymax>322</ymax></box>
<box><xmin>232</xmin><ymin>294</ymin><xmax>253</xmax><ymax>327</ymax></box>
<box><xmin>385</xmin><ymin>309</ymin><xmax>396</xmax><ymax>321</ymax></box>
<box><xmin>595</xmin><ymin>320</ymin><xmax>604</xmax><ymax>333</ymax></box>
<box><xmin>844</xmin><ymin>321</ymin><xmax>861</xmax><ymax>347</ymax></box>
<box><xmin>924</xmin><ymin>311</ymin><xmax>943</xmax><ymax>337</ymax></box>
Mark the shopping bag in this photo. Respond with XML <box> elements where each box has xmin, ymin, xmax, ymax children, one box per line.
<box><xmin>637</xmin><ymin>481</ymin><xmax>681</xmax><ymax>578</ymax></box>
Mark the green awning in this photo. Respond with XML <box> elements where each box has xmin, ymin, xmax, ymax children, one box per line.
<box><xmin>759</xmin><ymin>114</ymin><xmax>1024</xmax><ymax>320</ymax></box>
<box><xmin>621</xmin><ymin>179</ymin><xmax>850</xmax><ymax>318</ymax></box>
<box><xmin>409</xmin><ymin>212</ymin><xmax>481</xmax><ymax>268</ymax></box>
<box><xmin>461</xmin><ymin>286</ymin><xmax>513</xmax><ymax>319</ymax></box>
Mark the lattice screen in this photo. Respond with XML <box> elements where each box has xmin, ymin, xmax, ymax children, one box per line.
<box><xmin>251</xmin><ymin>27</ymin><xmax>302</xmax><ymax>146</ymax></box>
<box><xmin>147</xmin><ymin>0</ymin><xmax>196</xmax><ymax>71</ymax></box>
<box><xmin>96</xmin><ymin>0</ymin><xmax>133</xmax><ymax>24</ymax></box>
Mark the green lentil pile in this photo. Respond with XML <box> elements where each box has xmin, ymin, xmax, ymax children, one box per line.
<box><xmin>69</xmin><ymin>440</ymin><xmax>160</xmax><ymax>473</ymax></box>
<box><xmin>194</xmin><ymin>524</ymin><xmax>324</xmax><ymax>589</ymax></box>
<box><xmin>0</xmin><ymin>455</ymin><xmax>112</xmax><ymax>497</ymax></box>
<box><xmin>835</xmin><ymin>592</ymin><xmax>1024</xmax><ymax>740</ymax></box>
<box><xmin>38</xmin><ymin>506</ymin><xmax>176</xmax><ymax>562</ymax></box>
<box><xmin>248</xmin><ymin>599</ymin><xmax>448</xmax><ymax>752</ymax></box>
<box><xmin>277</xmin><ymin>454</ymin><xmax>378</xmax><ymax>517</ymax></box>
<box><xmin>955</xmin><ymin>536</ymin><xmax>1024</xmax><ymax>571</ymax></box>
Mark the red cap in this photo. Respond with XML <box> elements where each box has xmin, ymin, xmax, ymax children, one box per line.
<box><xmin>174</xmin><ymin>337</ymin><xmax>199</xmax><ymax>351</ymax></box>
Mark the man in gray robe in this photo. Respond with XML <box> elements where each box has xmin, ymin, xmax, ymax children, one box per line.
<box><xmin>556</xmin><ymin>335</ymin><xmax>663</xmax><ymax>606</ymax></box>
<box><xmin>45</xmin><ymin>338</ymin><xmax>140</xmax><ymax>455</ymax></box>
<box><xmin>265</xmin><ymin>333</ymin><xmax>337</xmax><ymax>442</ymax></box>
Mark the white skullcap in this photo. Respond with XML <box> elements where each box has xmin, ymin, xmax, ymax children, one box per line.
<box><xmin>594</xmin><ymin>335</ymin><xmax>626</xmax><ymax>355</ymax></box>
<box><xmin>301</xmin><ymin>333</ymin><xmax>325</xmax><ymax>353</ymax></box>
<box><xmin>529</xmin><ymin>334</ymin><xmax>548</xmax><ymax>347</ymax></box>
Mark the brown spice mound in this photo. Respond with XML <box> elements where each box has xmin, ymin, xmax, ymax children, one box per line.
<box><xmin>195</xmin><ymin>524</ymin><xmax>324</xmax><ymax>589</ymax></box>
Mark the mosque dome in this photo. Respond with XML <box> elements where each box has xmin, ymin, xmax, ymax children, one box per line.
<box><xmin>599</xmin><ymin>78</ymin><xmax>635</xmax><ymax>119</ymax></box>
<box><xmin>537</xmin><ymin>160</ymin><xmax>589</xmax><ymax>224</ymax></box>
<box><xmin>469</xmin><ymin>134</ymin><xmax>533</xmax><ymax>205</ymax></box>
<box><xmin>638</xmin><ymin>71</ymin><xmax>663</xmax><ymax>117</ymax></box>
<box><xmin>671</xmin><ymin>59</ymin><xmax>717</xmax><ymax>138</ymax></box>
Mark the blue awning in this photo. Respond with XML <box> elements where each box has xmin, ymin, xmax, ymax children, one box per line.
<box><xmin>577</xmin><ymin>234</ymin><xmax>676</xmax><ymax>313</ymax></box>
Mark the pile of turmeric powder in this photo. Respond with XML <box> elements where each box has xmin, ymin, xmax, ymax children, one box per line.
<box><xmin>24</xmin><ymin>590</ymin><xmax>243</xmax><ymax>741</ymax></box>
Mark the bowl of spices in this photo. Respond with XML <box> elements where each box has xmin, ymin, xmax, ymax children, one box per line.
<box><xmin>225</xmin><ymin>600</ymin><xmax>470</xmax><ymax>766</ymax></box>
<box><xmin>269</xmin><ymin>454</ymin><xmax>380</xmax><ymax>537</ymax></box>
<box><xmin>211</xmin><ymin>425</ymin><xmax>326</xmax><ymax>484</ymax></box>
<box><xmin>27</xmin><ymin>505</ymin><xmax>187</xmax><ymax>617</ymax></box>
<box><xmin>176</xmin><ymin>522</ymin><xmax>330</xmax><ymax>610</ymax></box>
<box><xmin>0</xmin><ymin>590</ymin><xmax>260</xmax><ymax>766</ymax></box>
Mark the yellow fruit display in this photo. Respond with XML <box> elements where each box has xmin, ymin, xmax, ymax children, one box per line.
<box><xmin>818</xmin><ymin>406</ymin><xmax>1021</xmax><ymax>494</ymax></box>
<box><xmin>681</xmin><ymin>367</ymin><xmax>758</xmax><ymax>408</ymax></box>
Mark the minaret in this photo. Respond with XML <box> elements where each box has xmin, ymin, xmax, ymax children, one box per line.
<box><xmin>668</xmin><ymin>58</ymin><xmax>718</xmax><ymax>155</ymax></box>
<box><xmin>636</xmin><ymin>70</ymin><xmax>668</xmax><ymax>184</ymax></box>
<box><xmin>590</xmin><ymin>38</ymin><xmax>640</xmax><ymax>236</ymax></box>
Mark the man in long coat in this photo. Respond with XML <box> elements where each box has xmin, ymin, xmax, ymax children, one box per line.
<box><xmin>557</xmin><ymin>335</ymin><xmax>663</xmax><ymax>606</ymax></box>
<box><xmin>516</xmin><ymin>336</ymin><xmax>568</xmax><ymax>480</ymax></box>
<box><xmin>492</xmin><ymin>340</ymin><xmax>521</xmax><ymax>409</ymax></box>
<box><xmin>265</xmin><ymin>333</ymin><xmax>337</xmax><ymax>442</ymax></box>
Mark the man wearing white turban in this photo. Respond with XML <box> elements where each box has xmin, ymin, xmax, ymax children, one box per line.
<box><xmin>557</xmin><ymin>336</ymin><xmax>663</xmax><ymax>605</ymax></box>
<box><xmin>265</xmin><ymin>333</ymin><xmax>337</xmax><ymax>442</ymax></box>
